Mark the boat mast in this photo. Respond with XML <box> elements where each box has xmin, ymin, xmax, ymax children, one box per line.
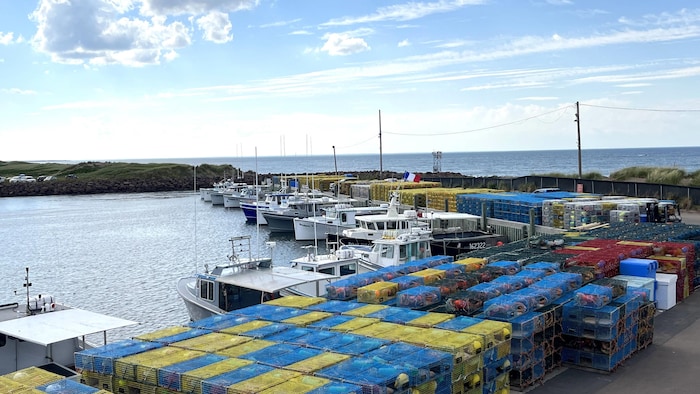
<box><xmin>378</xmin><ymin>109</ymin><xmax>383</xmax><ymax>180</ymax></box>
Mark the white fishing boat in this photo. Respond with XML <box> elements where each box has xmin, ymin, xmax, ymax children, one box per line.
<box><xmin>176</xmin><ymin>235</ymin><xmax>348</xmax><ymax>321</ymax></box>
<box><xmin>223</xmin><ymin>185</ymin><xmax>263</xmax><ymax>208</ymax></box>
<box><xmin>241</xmin><ymin>188</ymin><xmax>330</xmax><ymax>225</ymax></box>
<box><xmin>292</xmin><ymin>203</ymin><xmax>390</xmax><ymax>241</ymax></box>
<box><xmin>328</xmin><ymin>191</ymin><xmax>430</xmax><ymax>245</ymax></box>
<box><xmin>262</xmin><ymin>195</ymin><xmax>358</xmax><ymax>233</ymax></box>
<box><xmin>210</xmin><ymin>182</ymin><xmax>248</xmax><ymax>206</ymax></box>
<box><xmin>353</xmin><ymin>227</ymin><xmax>435</xmax><ymax>273</ymax></box>
<box><xmin>0</xmin><ymin>268</ymin><xmax>137</xmax><ymax>375</ymax></box>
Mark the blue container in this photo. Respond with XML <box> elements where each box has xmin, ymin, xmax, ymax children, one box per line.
<box><xmin>620</xmin><ymin>258</ymin><xmax>658</xmax><ymax>279</ymax></box>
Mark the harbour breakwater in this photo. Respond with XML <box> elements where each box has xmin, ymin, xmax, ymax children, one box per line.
<box><xmin>0</xmin><ymin>169</ymin><xmax>412</xmax><ymax>197</ymax></box>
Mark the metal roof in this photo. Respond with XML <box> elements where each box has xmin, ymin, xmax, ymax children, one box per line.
<box><xmin>0</xmin><ymin>308</ymin><xmax>138</xmax><ymax>346</ymax></box>
<box><xmin>215</xmin><ymin>266</ymin><xmax>337</xmax><ymax>293</ymax></box>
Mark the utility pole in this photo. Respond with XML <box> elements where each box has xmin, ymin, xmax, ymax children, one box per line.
<box><xmin>575</xmin><ymin>101</ymin><xmax>582</xmax><ymax>179</ymax></box>
<box><xmin>378</xmin><ymin>110</ymin><xmax>383</xmax><ymax>180</ymax></box>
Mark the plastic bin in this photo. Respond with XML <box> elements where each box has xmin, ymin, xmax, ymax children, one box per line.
<box><xmin>655</xmin><ymin>273</ymin><xmax>677</xmax><ymax>310</ymax></box>
<box><xmin>620</xmin><ymin>258</ymin><xmax>658</xmax><ymax>279</ymax></box>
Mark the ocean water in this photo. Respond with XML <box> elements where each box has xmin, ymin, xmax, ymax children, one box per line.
<box><xmin>129</xmin><ymin>146</ymin><xmax>700</xmax><ymax>177</ymax></box>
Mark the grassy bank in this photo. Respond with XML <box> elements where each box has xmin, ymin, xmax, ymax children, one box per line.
<box><xmin>0</xmin><ymin>161</ymin><xmax>237</xmax><ymax>181</ymax></box>
<box><xmin>536</xmin><ymin>166</ymin><xmax>700</xmax><ymax>186</ymax></box>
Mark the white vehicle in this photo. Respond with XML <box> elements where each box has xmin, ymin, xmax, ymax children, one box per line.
<box><xmin>9</xmin><ymin>174</ymin><xmax>37</xmax><ymax>183</ymax></box>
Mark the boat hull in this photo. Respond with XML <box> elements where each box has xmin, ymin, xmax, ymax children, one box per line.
<box><xmin>262</xmin><ymin>212</ymin><xmax>298</xmax><ymax>233</ymax></box>
<box><xmin>294</xmin><ymin>220</ymin><xmax>351</xmax><ymax>241</ymax></box>
<box><xmin>430</xmin><ymin>232</ymin><xmax>508</xmax><ymax>257</ymax></box>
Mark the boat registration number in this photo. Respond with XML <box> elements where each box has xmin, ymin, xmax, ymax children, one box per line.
<box><xmin>468</xmin><ymin>242</ymin><xmax>488</xmax><ymax>250</ymax></box>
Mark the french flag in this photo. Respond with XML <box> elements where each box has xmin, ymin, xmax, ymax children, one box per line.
<box><xmin>403</xmin><ymin>171</ymin><xmax>421</xmax><ymax>182</ymax></box>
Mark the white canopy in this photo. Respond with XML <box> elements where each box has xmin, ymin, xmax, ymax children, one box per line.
<box><xmin>0</xmin><ymin>308</ymin><xmax>138</xmax><ymax>346</ymax></box>
<box><xmin>216</xmin><ymin>266</ymin><xmax>337</xmax><ymax>293</ymax></box>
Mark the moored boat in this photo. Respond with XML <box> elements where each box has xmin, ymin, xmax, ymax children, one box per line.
<box><xmin>293</xmin><ymin>203</ymin><xmax>390</xmax><ymax>241</ymax></box>
<box><xmin>0</xmin><ymin>268</ymin><xmax>137</xmax><ymax>375</ymax></box>
<box><xmin>176</xmin><ymin>235</ymin><xmax>345</xmax><ymax>321</ymax></box>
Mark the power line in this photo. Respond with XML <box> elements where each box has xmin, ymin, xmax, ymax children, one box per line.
<box><xmin>383</xmin><ymin>104</ymin><xmax>574</xmax><ymax>136</ymax></box>
<box><xmin>580</xmin><ymin>103</ymin><xmax>700</xmax><ymax>112</ymax></box>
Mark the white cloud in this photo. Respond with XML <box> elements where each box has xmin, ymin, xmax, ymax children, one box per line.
<box><xmin>0</xmin><ymin>32</ymin><xmax>23</xmax><ymax>45</ymax></box>
<box><xmin>435</xmin><ymin>40</ymin><xmax>471</xmax><ymax>48</ymax></box>
<box><xmin>320</xmin><ymin>33</ymin><xmax>371</xmax><ymax>56</ymax></box>
<box><xmin>30</xmin><ymin>0</ymin><xmax>192</xmax><ymax>66</ymax></box>
<box><xmin>260</xmin><ymin>18</ymin><xmax>301</xmax><ymax>28</ymax></box>
<box><xmin>321</xmin><ymin>0</ymin><xmax>485</xmax><ymax>27</ymax></box>
<box><xmin>2</xmin><ymin>88</ymin><xmax>38</xmax><ymax>95</ymax></box>
<box><xmin>398</xmin><ymin>39</ymin><xmax>411</xmax><ymax>47</ymax></box>
<box><xmin>517</xmin><ymin>96</ymin><xmax>559</xmax><ymax>101</ymax></box>
<box><xmin>546</xmin><ymin>0</ymin><xmax>572</xmax><ymax>5</ymax></box>
<box><xmin>290</xmin><ymin>30</ymin><xmax>313</xmax><ymax>35</ymax></box>
<box><xmin>139</xmin><ymin>0</ymin><xmax>259</xmax><ymax>16</ymax></box>
<box><xmin>196</xmin><ymin>11</ymin><xmax>233</xmax><ymax>43</ymax></box>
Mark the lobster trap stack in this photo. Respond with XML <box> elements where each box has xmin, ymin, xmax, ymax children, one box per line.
<box><xmin>560</xmin><ymin>283</ymin><xmax>655</xmax><ymax>373</ymax></box>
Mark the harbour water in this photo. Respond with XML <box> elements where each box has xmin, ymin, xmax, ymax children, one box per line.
<box><xmin>2</xmin><ymin>146</ymin><xmax>699</xmax><ymax>341</ymax></box>
<box><xmin>0</xmin><ymin>191</ymin><xmax>310</xmax><ymax>341</ymax></box>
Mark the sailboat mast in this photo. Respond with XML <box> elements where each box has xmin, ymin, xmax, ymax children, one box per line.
<box><xmin>379</xmin><ymin>109</ymin><xmax>383</xmax><ymax>180</ymax></box>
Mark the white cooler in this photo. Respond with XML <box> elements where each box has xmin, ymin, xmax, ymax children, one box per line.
<box><xmin>655</xmin><ymin>273</ymin><xmax>677</xmax><ymax>310</ymax></box>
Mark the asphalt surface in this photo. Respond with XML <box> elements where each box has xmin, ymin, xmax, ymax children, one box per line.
<box><xmin>520</xmin><ymin>211</ymin><xmax>700</xmax><ymax>394</ymax></box>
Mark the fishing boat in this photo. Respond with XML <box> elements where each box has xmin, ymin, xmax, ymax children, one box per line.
<box><xmin>326</xmin><ymin>191</ymin><xmax>430</xmax><ymax>246</ymax></box>
<box><xmin>292</xmin><ymin>203</ymin><xmax>390</xmax><ymax>241</ymax></box>
<box><xmin>0</xmin><ymin>268</ymin><xmax>137</xmax><ymax>375</ymax></box>
<box><xmin>327</xmin><ymin>191</ymin><xmax>508</xmax><ymax>257</ymax></box>
<box><xmin>176</xmin><ymin>235</ymin><xmax>352</xmax><ymax>321</ymax></box>
<box><xmin>262</xmin><ymin>195</ymin><xmax>358</xmax><ymax>233</ymax></box>
<box><xmin>222</xmin><ymin>185</ymin><xmax>263</xmax><ymax>208</ymax></box>
<box><xmin>353</xmin><ymin>227</ymin><xmax>435</xmax><ymax>273</ymax></box>
<box><xmin>210</xmin><ymin>182</ymin><xmax>249</xmax><ymax>206</ymax></box>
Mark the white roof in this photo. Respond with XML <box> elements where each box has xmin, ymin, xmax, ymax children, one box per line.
<box><xmin>0</xmin><ymin>309</ymin><xmax>138</xmax><ymax>346</ymax></box>
<box><xmin>216</xmin><ymin>266</ymin><xmax>337</xmax><ymax>293</ymax></box>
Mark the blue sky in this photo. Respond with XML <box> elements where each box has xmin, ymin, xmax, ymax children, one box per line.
<box><xmin>1</xmin><ymin>0</ymin><xmax>699</xmax><ymax>161</ymax></box>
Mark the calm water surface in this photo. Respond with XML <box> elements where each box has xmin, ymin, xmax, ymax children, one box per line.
<box><xmin>0</xmin><ymin>192</ymin><xmax>312</xmax><ymax>340</ymax></box>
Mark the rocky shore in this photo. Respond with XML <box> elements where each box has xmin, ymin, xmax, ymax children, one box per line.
<box><xmin>0</xmin><ymin>170</ymin><xmax>409</xmax><ymax>198</ymax></box>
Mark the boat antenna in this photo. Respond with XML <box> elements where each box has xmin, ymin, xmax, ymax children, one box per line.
<box><xmin>255</xmin><ymin>147</ymin><xmax>261</xmax><ymax>258</ymax></box>
<box><xmin>378</xmin><ymin>109</ymin><xmax>383</xmax><ymax>180</ymax></box>
<box><xmin>24</xmin><ymin>267</ymin><xmax>32</xmax><ymax>315</ymax></box>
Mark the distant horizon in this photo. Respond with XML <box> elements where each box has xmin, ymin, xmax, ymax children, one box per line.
<box><xmin>11</xmin><ymin>145</ymin><xmax>699</xmax><ymax>164</ymax></box>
